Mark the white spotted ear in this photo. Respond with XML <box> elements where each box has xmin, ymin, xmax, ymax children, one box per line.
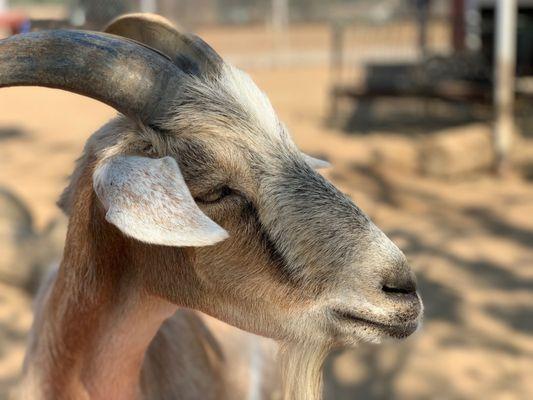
<box><xmin>93</xmin><ymin>155</ymin><xmax>228</xmax><ymax>247</ymax></box>
<box><xmin>302</xmin><ymin>153</ymin><xmax>331</xmax><ymax>169</ymax></box>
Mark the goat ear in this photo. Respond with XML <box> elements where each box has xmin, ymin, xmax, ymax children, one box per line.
<box><xmin>93</xmin><ymin>155</ymin><xmax>228</xmax><ymax>247</ymax></box>
<box><xmin>302</xmin><ymin>153</ymin><xmax>331</xmax><ymax>169</ymax></box>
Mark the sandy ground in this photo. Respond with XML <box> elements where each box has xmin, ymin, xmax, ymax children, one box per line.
<box><xmin>1</xmin><ymin>19</ymin><xmax>533</xmax><ymax>400</ymax></box>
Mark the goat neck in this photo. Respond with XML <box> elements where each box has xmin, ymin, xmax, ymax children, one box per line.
<box><xmin>25</xmin><ymin>162</ymin><xmax>185</xmax><ymax>400</ymax></box>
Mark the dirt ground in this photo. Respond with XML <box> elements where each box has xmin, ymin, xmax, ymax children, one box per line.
<box><xmin>1</xmin><ymin>19</ymin><xmax>533</xmax><ymax>400</ymax></box>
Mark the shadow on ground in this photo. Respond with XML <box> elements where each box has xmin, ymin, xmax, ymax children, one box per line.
<box><xmin>323</xmin><ymin>166</ymin><xmax>533</xmax><ymax>399</ymax></box>
<box><xmin>0</xmin><ymin>127</ymin><xmax>28</xmax><ymax>142</ymax></box>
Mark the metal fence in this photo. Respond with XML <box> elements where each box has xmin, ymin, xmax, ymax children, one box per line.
<box><xmin>8</xmin><ymin>0</ymin><xmax>450</xmax><ymax>28</ymax></box>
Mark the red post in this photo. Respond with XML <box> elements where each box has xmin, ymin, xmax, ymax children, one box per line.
<box><xmin>451</xmin><ymin>0</ymin><xmax>465</xmax><ymax>52</ymax></box>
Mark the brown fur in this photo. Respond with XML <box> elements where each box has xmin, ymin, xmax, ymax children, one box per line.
<box><xmin>19</xmin><ymin>145</ymin><xmax>279</xmax><ymax>399</ymax></box>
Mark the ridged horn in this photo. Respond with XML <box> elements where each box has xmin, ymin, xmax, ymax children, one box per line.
<box><xmin>104</xmin><ymin>13</ymin><xmax>223</xmax><ymax>76</ymax></box>
<box><xmin>0</xmin><ymin>29</ymin><xmax>184</xmax><ymax>125</ymax></box>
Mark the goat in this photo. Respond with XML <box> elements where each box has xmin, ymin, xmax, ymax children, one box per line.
<box><xmin>0</xmin><ymin>13</ymin><xmax>423</xmax><ymax>400</ymax></box>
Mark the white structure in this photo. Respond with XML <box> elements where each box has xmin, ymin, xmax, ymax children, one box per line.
<box><xmin>494</xmin><ymin>0</ymin><xmax>517</xmax><ymax>172</ymax></box>
<box><xmin>140</xmin><ymin>0</ymin><xmax>157</xmax><ymax>13</ymax></box>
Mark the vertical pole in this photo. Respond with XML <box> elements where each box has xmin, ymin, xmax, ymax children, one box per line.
<box><xmin>140</xmin><ymin>0</ymin><xmax>157</xmax><ymax>13</ymax></box>
<box><xmin>494</xmin><ymin>0</ymin><xmax>517</xmax><ymax>174</ymax></box>
<box><xmin>416</xmin><ymin>0</ymin><xmax>431</xmax><ymax>59</ymax></box>
<box><xmin>329</xmin><ymin>21</ymin><xmax>345</xmax><ymax>122</ymax></box>
<box><xmin>464</xmin><ymin>0</ymin><xmax>482</xmax><ymax>52</ymax></box>
<box><xmin>157</xmin><ymin>0</ymin><xmax>179</xmax><ymax>24</ymax></box>
<box><xmin>451</xmin><ymin>0</ymin><xmax>466</xmax><ymax>52</ymax></box>
<box><xmin>331</xmin><ymin>21</ymin><xmax>344</xmax><ymax>86</ymax></box>
<box><xmin>272</xmin><ymin>0</ymin><xmax>289</xmax><ymax>33</ymax></box>
<box><xmin>272</xmin><ymin>0</ymin><xmax>289</xmax><ymax>64</ymax></box>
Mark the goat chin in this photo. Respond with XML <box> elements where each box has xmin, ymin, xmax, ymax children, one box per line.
<box><xmin>278</xmin><ymin>341</ymin><xmax>330</xmax><ymax>400</ymax></box>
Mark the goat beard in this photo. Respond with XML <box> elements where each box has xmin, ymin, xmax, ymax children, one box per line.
<box><xmin>278</xmin><ymin>341</ymin><xmax>330</xmax><ymax>400</ymax></box>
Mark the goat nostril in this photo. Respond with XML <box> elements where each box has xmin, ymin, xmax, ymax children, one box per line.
<box><xmin>382</xmin><ymin>280</ymin><xmax>417</xmax><ymax>296</ymax></box>
<box><xmin>382</xmin><ymin>270</ymin><xmax>418</xmax><ymax>297</ymax></box>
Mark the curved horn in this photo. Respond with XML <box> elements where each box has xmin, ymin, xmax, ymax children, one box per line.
<box><xmin>105</xmin><ymin>13</ymin><xmax>223</xmax><ymax>76</ymax></box>
<box><xmin>0</xmin><ymin>29</ymin><xmax>184</xmax><ymax>125</ymax></box>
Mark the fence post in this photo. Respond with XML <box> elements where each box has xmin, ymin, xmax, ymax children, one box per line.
<box><xmin>451</xmin><ymin>0</ymin><xmax>465</xmax><ymax>52</ymax></box>
<box><xmin>329</xmin><ymin>21</ymin><xmax>345</xmax><ymax>123</ymax></box>
<box><xmin>272</xmin><ymin>0</ymin><xmax>289</xmax><ymax>33</ymax></box>
<box><xmin>493</xmin><ymin>0</ymin><xmax>517</xmax><ymax>174</ymax></box>
<box><xmin>140</xmin><ymin>0</ymin><xmax>157</xmax><ymax>13</ymax></box>
<box><xmin>272</xmin><ymin>0</ymin><xmax>289</xmax><ymax>66</ymax></box>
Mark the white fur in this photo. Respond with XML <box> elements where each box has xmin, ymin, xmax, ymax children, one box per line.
<box><xmin>93</xmin><ymin>155</ymin><xmax>228</xmax><ymax>247</ymax></box>
<box><xmin>302</xmin><ymin>154</ymin><xmax>331</xmax><ymax>169</ymax></box>
<box><xmin>221</xmin><ymin>65</ymin><xmax>280</xmax><ymax>138</ymax></box>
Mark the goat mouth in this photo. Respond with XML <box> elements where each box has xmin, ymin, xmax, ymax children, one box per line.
<box><xmin>331</xmin><ymin>309</ymin><xmax>419</xmax><ymax>339</ymax></box>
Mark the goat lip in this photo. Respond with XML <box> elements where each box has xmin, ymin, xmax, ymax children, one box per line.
<box><xmin>331</xmin><ymin>309</ymin><xmax>419</xmax><ymax>339</ymax></box>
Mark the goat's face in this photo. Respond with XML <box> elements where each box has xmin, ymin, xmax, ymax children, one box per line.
<box><xmin>0</xmin><ymin>14</ymin><xmax>422</xmax><ymax>347</ymax></box>
<box><xmin>148</xmin><ymin>64</ymin><xmax>423</xmax><ymax>346</ymax></box>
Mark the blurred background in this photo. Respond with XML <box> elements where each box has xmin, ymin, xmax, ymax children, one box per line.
<box><xmin>1</xmin><ymin>0</ymin><xmax>532</xmax><ymax>399</ymax></box>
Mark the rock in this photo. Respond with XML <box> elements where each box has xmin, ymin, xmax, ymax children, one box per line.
<box><xmin>420</xmin><ymin>124</ymin><xmax>495</xmax><ymax>178</ymax></box>
<box><xmin>371</xmin><ymin>135</ymin><xmax>420</xmax><ymax>174</ymax></box>
<box><xmin>0</xmin><ymin>281</ymin><xmax>33</xmax><ymax>400</ymax></box>
<box><xmin>0</xmin><ymin>187</ymin><xmax>67</xmax><ymax>292</ymax></box>
<box><xmin>0</xmin><ymin>188</ymin><xmax>38</xmax><ymax>289</ymax></box>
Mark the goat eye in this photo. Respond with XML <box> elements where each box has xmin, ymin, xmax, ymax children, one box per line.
<box><xmin>195</xmin><ymin>186</ymin><xmax>234</xmax><ymax>204</ymax></box>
